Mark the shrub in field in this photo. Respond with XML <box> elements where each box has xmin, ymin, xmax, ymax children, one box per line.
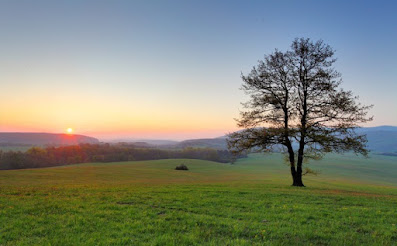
<box><xmin>175</xmin><ymin>164</ymin><xmax>188</xmax><ymax>170</ymax></box>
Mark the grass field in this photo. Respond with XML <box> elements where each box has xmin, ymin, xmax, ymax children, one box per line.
<box><xmin>1</xmin><ymin>154</ymin><xmax>396</xmax><ymax>245</ymax></box>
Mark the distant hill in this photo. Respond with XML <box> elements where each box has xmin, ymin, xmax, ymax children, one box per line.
<box><xmin>107</xmin><ymin>139</ymin><xmax>179</xmax><ymax>146</ymax></box>
<box><xmin>175</xmin><ymin>138</ymin><xmax>228</xmax><ymax>149</ymax></box>
<box><xmin>158</xmin><ymin>126</ymin><xmax>397</xmax><ymax>153</ymax></box>
<box><xmin>8</xmin><ymin>126</ymin><xmax>389</xmax><ymax>154</ymax></box>
<box><xmin>356</xmin><ymin>126</ymin><xmax>397</xmax><ymax>153</ymax></box>
<box><xmin>356</xmin><ymin>125</ymin><xmax>397</xmax><ymax>132</ymax></box>
<box><xmin>0</xmin><ymin>132</ymin><xmax>99</xmax><ymax>146</ymax></box>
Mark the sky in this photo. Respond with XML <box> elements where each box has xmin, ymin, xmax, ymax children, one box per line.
<box><xmin>0</xmin><ymin>0</ymin><xmax>396</xmax><ymax>140</ymax></box>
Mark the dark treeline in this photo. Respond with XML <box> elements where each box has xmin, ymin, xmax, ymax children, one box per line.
<box><xmin>0</xmin><ymin>143</ymin><xmax>246</xmax><ymax>170</ymax></box>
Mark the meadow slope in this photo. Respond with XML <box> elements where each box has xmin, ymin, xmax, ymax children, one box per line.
<box><xmin>0</xmin><ymin>154</ymin><xmax>396</xmax><ymax>245</ymax></box>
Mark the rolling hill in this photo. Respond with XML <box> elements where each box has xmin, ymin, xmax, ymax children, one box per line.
<box><xmin>0</xmin><ymin>155</ymin><xmax>396</xmax><ymax>245</ymax></box>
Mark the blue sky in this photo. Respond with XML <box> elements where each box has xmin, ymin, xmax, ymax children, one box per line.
<box><xmin>0</xmin><ymin>0</ymin><xmax>396</xmax><ymax>139</ymax></box>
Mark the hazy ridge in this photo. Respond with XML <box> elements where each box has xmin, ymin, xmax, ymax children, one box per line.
<box><xmin>0</xmin><ymin>132</ymin><xmax>99</xmax><ymax>146</ymax></box>
<box><xmin>135</xmin><ymin>126</ymin><xmax>397</xmax><ymax>154</ymax></box>
<box><xmin>1</xmin><ymin>126</ymin><xmax>396</xmax><ymax>154</ymax></box>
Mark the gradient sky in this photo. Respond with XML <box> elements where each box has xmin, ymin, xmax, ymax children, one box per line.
<box><xmin>0</xmin><ymin>0</ymin><xmax>396</xmax><ymax>140</ymax></box>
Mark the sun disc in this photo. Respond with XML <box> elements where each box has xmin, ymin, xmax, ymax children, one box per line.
<box><xmin>67</xmin><ymin>128</ymin><xmax>73</xmax><ymax>134</ymax></box>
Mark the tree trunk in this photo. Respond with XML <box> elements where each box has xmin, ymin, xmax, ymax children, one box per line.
<box><xmin>292</xmin><ymin>166</ymin><xmax>305</xmax><ymax>187</ymax></box>
<box><xmin>286</xmin><ymin>143</ymin><xmax>303</xmax><ymax>187</ymax></box>
<box><xmin>294</xmin><ymin>144</ymin><xmax>306</xmax><ymax>187</ymax></box>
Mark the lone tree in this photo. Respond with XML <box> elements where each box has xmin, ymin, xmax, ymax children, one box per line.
<box><xmin>228</xmin><ymin>38</ymin><xmax>372</xmax><ymax>187</ymax></box>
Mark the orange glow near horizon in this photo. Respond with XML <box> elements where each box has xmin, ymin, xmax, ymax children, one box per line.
<box><xmin>0</xmin><ymin>96</ymin><xmax>239</xmax><ymax>140</ymax></box>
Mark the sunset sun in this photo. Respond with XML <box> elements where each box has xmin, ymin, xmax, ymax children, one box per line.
<box><xmin>66</xmin><ymin>128</ymin><xmax>73</xmax><ymax>134</ymax></box>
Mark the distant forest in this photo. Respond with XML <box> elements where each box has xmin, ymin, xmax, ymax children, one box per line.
<box><xmin>0</xmin><ymin>143</ymin><xmax>246</xmax><ymax>170</ymax></box>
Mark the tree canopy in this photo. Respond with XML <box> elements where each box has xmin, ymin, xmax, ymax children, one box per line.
<box><xmin>228</xmin><ymin>38</ymin><xmax>372</xmax><ymax>186</ymax></box>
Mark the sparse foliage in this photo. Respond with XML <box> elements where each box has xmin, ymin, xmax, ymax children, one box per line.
<box><xmin>228</xmin><ymin>38</ymin><xmax>372</xmax><ymax>186</ymax></box>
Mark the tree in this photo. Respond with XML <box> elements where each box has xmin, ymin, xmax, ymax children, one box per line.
<box><xmin>228</xmin><ymin>38</ymin><xmax>372</xmax><ymax>187</ymax></box>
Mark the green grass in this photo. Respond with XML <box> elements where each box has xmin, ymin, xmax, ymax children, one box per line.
<box><xmin>0</xmin><ymin>154</ymin><xmax>396</xmax><ymax>245</ymax></box>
